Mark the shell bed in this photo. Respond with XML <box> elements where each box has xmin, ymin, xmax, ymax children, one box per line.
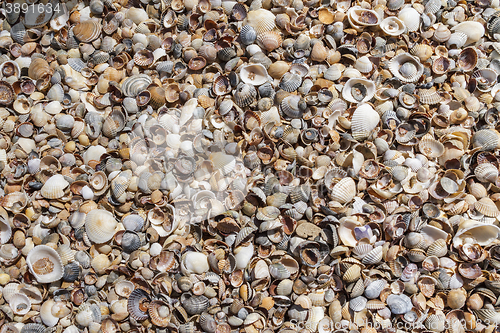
<box><xmin>2</xmin><ymin>0</ymin><xmax>500</xmax><ymax>333</ymax></box>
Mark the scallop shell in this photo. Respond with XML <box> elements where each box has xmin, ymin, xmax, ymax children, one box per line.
<box><xmin>26</xmin><ymin>245</ymin><xmax>64</xmax><ymax>283</ymax></box>
<box><xmin>73</xmin><ymin>20</ymin><xmax>102</xmax><ymax>43</ymax></box>
<box><xmin>475</xmin><ymin>197</ymin><xmax>500</xmax><ymax>217</ymax></box>
<box><xmin>148</xmin><ymin>300</ymin><xmax>170</xmax><ymax>327</ymax></box>
<box><xmin>351</xmin><ymin>104</ymin><xmax>380</xmax><ymax>140</ymax></box>
<box><xmin>380</xmin><ymin>17</ymin><xmax>406</xmax><ymax>36</ymax></box>
<box><xmin>233</xmin><ymin>83</ymin><xmax>257</xmax><ymax>107</ymax></box>
<box><xmin>355</xmin><ymin>56</ymin><xmax>373</xmax><ymax>73</ymax></box>
<box><xmin>279</xmin><ymin>72</ymin><xmax>302</xmax><ymax>92</ymax></box>
<box><xmin>240</xmin><ymin>64</ymin><xmax>269</xmax><ymax>86</ymax></box>
<box><xmin>418</xmin><ymin>135</ymin><xmax>445</xmax><ymax>158</ymax></box>
<box><xmin>342</xmin><ymin>78</ymin><xmax>376</xmax><ymax>103</ymax></box>
<box><xmin>475</xmin><ymin>163</ymin><xmax>499</xmax><ymax>183</ymax></box>
<box><xmin>389</xmin><ymin>53</ymin><xmax>424</xmax><ymax>83</ymax></box>
<box><xmin>85</xmin><ymin>209</ymin><xmax>118</xmax><ymax>244</ymax></box>
<box><xmin>127</xmin><ymin>289</ymin><xmax>151</xmax><ymax>321</ymax></box>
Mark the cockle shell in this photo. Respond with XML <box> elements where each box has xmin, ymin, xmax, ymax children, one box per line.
<box><xmin>330</xmin><ymin>177</ymin><xmax>356</xmax><ymax>204</ymax></box>
<box><xmin>342</xmin><ymin>78</ymin><xmax>376</xmax><ymax>103</ymax></box>
<box><xmin>351</xmin><ymin>104</ymin><xmax>380</xmax><ymax>140</ymax></box>
<box><xmin>246</xmin><ymin>9</ymin><xmax>276</xmax><ymax>34</ymax></box>
<box><xmin>347</xmin><ymin>6</ymin><xmax>381</xmax><ymax>31</ymax></box>
<box><xmin>85</xmin><ymin>209</ymin><xmax>119</xmax><ymax>244</ymax></box>
<box><xmin>41</xmin><ymin>174</ymin><xmax>69</xmax><ymax>199</ymax></box>
<box><xmin>26</xmin><ymin>245</ymin><xmax>64</xmax><ymax>283</ymax></box>
<box><xmin>388</xmin><ymin>53</ymin><xmax>424</xmax><ymax>83</ymax></box>
<box><xmin>398</xmin><ymin>7</ymin><xmax>420</xmax><ymax>32</ymax></box>
<box><xmin>73</xmin><ymin>20</ymin><xmax>102</xmax><ymax>43</ymax></box>
<box><xmin>451</xmin><ymin>21</ymin><xmax>485</xmax><ymax>45</ymax></box>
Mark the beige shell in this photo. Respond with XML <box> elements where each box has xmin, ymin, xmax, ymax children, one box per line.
<box><xmin>351</xmin><ymin>103</ymin><xmax>380</xmax><ymax>140</ymax></box>
<box><xmin>418</xmin><ymin>134</ymin><xmax>445</xmax><ymax>158</ymax></box>
<box><xmin>347</xmin><ymin>6</ymin><xmax>381</xmax><ymax>31</ymax></box>
<box><xmin>9</xmin><ymin>292</ymin><xmax>31</xmax><ymax>315</ymax></box>
<box><xmin>453</xmin><ymin>219</ymin><xmax>500</xmax><ymax>248</ymax></box>
<box><xmin>85</xmin><ymin>209</ymin><xmax>119</xmax><ymax>244</ymax></box>
<box><xmin>475</xmin><ymin>197</ymin><xmax>500</xmax><ymax>217</ymax></box>
<box><xmin>41</xmin><ymin>174</ymin><xmax>69</xmax><ymax>199</ymax></box>
<box><xmin>380</xmin><ymin>17</ymin><xmax>406</xmax><ymax>36</ymax></box>
<box><xmin>342</xmin><ymin>78</ymin><xmax>376</xmax><ymax>104</ymax></box>
<box><xmin>451</xmin><ymin>21</ymin><xmax>485</xmax><ymax>45</ymax></box>
<box><xmin>475</xmin><ymin>163</ymin><xmax>499</xmax><ymax>183</ymax></box>
<box><xmin>354</xmin><ymin>56</ymin><xmax>373</xmax><ymax>73</ymax></box>
<box><xmin>433</xmin><ymin>23</ymin><xmax>451</xmax><ymax>42</ymax></box>
<box><xmin>330</xmin><ymin>177</ymin><xmax>356</xmax><ymax>204</ymax></box>
<box><xmin>26</xmin><ymin>245</ymin><xmax>64</xmax><ymax>283</ymax></box>
<box><xmin>73</xmin><ymin>20</ymin><xmax>102</xmax><ymax>43</ymax></box>
<box><xmin>257</xmin><ymin>31</ymin><xmax>282</xmax><ymax>52</ymax></box>
<box><xmin>246</xmin><ymin>9</ymin><xmax>276</xmax><ymax>34</ymax></box>
<box><xmin>389</xmin><ymin>53</ymin><xmax>424</xmax><ymax>83</ymax></box>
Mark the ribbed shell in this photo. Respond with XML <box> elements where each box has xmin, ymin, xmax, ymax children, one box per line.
<box><xmin>233</xmin><ymin>83</ymin><xmax>257</xmax><ymax>107</ymax></box>
<box><xmin>73</xmin><ymin>20</ymin><xmax>102</xmax><ymax>43</ymax></box>
<box><xmin>351</xmin><ymin>104</ymin><xmax>380</xmax><ymax>140</ymax></box>
<box><xmin>85</xmin><ymin>209</ymin><xmax>118</xmax><ymax>244</ymax></box>
<box><xmin>26</xmin><ymin>245</ymin><xmax>64</xmax><ymax>283</ymax></box>
<box><xmin>257</xmin><ymin>31</ymin><xmax>282</xmax><ymax>52</ymax></box>
<box><xmin>246</xmin><ymin>9</ymin><xmax>276</xmax><ymax>34</ymax></box>
<box><xmin>388</xmin><ymin>53</ymin><xmax>424</xmax><ymax>83</ymax></box>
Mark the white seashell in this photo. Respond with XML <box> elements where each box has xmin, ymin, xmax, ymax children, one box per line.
<box><xmin>9</xmin><ymin>293</ymin><xmax>31</xmax><ymax>315</ymax></box>
<box><xmin>342</xmin><ymin>78</ymin><xmax>376</xmax><ymax>103</ymax></box>
<box><xmin>179</xmin><ymin>98</ymin><xmax>198</xmax><ymax>126</ymax></box>
<box><xmin>234</xmin><ymin>243</ymin><xmax>254</xmax><ymax>270</ymax></box>
<box><xmin>40</xmin><ymin>299</ymin><xmax>60</xmax><ymax>327</ymax></box>
<box><xmin>0</xmin><ymin>217</ymin><xmax>12</xmax><ymax>244</ymax></box>
<box><xmin>347</xmin><ymin>6</ymin><xmax>381</xmax><ymax>31</ymax></box>
<box><xmin>306</xmin><ymin>306</ymin><xmax>325</xmax><ymax>332</ymax></box>
<box><xmin>351</xmin><ymin>104</ymin><xmax>380</xmax><ymax>140</ymax></box>
<box><xmin>210</xmin><ymin>152</ymin><xmax>236</xmax><ymax>175</ymax></box>
<box><xmin>354</xmin><ymin>56</ymin><xmax>373</xmax><ymax>73</ymax></box>
<box><xmin>82</xmin><ymin>145</ymin><xmax>106</xmax><ymax>165</ymax></box>
<box><xmin>182</xmin><ymin>251</ymin><xmax>210</xmax><ymax>274</ymax></box>
<box><xmin>239</xmin><ymin>64</ymin><xmax>269</xmax><ymax>86</ymax></box>
<box><xmin>451</xmin><ymin>21</ymin><xmax>485</xmax><ymax>45</ymax></box>
<box><xmin>380</xmin><ymin>16</ymin><xmax>406</xmax><ymax>36</ymax></box>
<box><xmin>41</xmin><ymin>174</ymin><xmax>69</xmax><ymax>199</ymax></box>
<box><xmin>398</xmin><ymin>7</ymin><xmax>420</xmax><ymax>32</ymax></box>
<box><xmin>85</xmin><ymin>209</ymin><xmax>118</xmax><ymax>244</ymax></box>
<box><xmin>26</xmin><ymin>245</ymin><xmax>64</xmax><ymax>283</ymax></box>
<box><xmin>388</xmin><ymin>53</ymin><xmax>424</xmax><ymax>83</ymax></box>
<box><xmin>453</xmin><ymin>219</ymin><xmax>500</xmax><ymax>248</ymax></box>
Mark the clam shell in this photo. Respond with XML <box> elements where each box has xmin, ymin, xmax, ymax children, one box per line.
<box><xmin>398</xmin><ymin>7</ymin><xmax>420</xmax><ymax>32</ymax></box>
<box><xmin>347</xmin><ymin>6</ymin><xmax>381</xmax><ymax>30</ymax></box>
<box><xmin>121</xmin><ymin>74</ymin><xmax>153</xmax><ymax>97</ymax></box>
<box><xmin>451</xmin><ymin>21</ymin><xmax>485</xmax><ymax>45</ymax></box>
<box><xmin>475</xmin><ymin>163</ymin><xmax>499</xmax><ymax>183</ymax></box>
<box><xmin>26</xmin><ymin>245</ymin><xmax>64</xmax><ymax>283</ymax></box>
<box><xmin>85</xmin><ymin>209</ymin><xmax>118</xmax><ymax>244</ymax></box>
<box><xmin>240</xmin><ymin>64</ymin><xmax>269</xmax><ymax>86</ymax></box>
<box><xmin>24</xmin><ymin>4</ymin><xmax>53</xmax><ymax>28</ymax></box>
<box><xmin>41</xmin><ymin>174</ymin><xmax>69</xmax><ymax>199</ymax></box>
<box><xmin>257</xmin><ymin>31</ymin><xmax>282</xmax><ymax>52</ymax></box>
<box><xmin>330</xmin><ymin>177</ymin><xmax>356</xmax><ymax>204</ymax></box>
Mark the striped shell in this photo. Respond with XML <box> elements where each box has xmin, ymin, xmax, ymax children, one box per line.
<box><xmin>73</xmin><ymin>20</ymin><xmax>102</xmax><ymax>43</ymax></box>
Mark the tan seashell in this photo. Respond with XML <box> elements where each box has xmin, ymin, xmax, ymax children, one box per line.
<box><xmin>432</xmin><ymin>56</ymin><xmax>453</xmax><ymax>75</ymax></box>
<box><xmin>73</xmin><ymin>20</ymin><xmax>102</xmax><ymax>43</ymax></box>
<box><xmin>347</xmin><ymin>6</ymin><xmax>381</xmax><ymax>31</ymax></box>
<box><xmin>268</xmin><ymin>61</ymin><xmax>290</xmax><ymax>79</ymax></box>
<box><xmin>246</xmin><ymin>9</ymin><xmax>276</xmax><ymax>34</ymax></box>
<box><xmin>257</xmin><ymin>31</ymin><xmax>282</xmax><ymax>52</ymax></box>
<box><xmin>343</xmin><ymin>78</ymin><xmax>376</xmax><ymax>104</ymax></box>
<box><xmin>28</xmin><ymin>58</ymin><xmax>52</xmax><ymax>81</ymax></box>
<box><xmin>350</xmin><ymin>103</ymin><xmax>380</xmax><ymax>140</ymax></box>
<box><xmin>318</xmin><ymin>8</ymin><xmax>335</xmax><ymax>24</ymax></box>
<box><xmin>41</xmin><ymin>174</ymin><xmax>69</xmax><ymax>199</ymax></box>
<box><xmin>433</xmin><ymin>23</ymin><xmax>451</xmax><ymax>42</ymax></box>
<box><xmin>451</xmin><ymin>21</ymin><xmax>485</xmax><ymax>45</ymax></box>
<box><xmin>418</xmin><ymin>135</ymin><xmax>445</xmax><ymax>158</ymax></box>
<box><xmin>475</xmin><ymin>197</ymin><xmax>500</xmax><ymax>217</ymax></box>
<box><xmin>330</xmin><ymin>177</ymin><xmax>356</xmax><ymax>204</ymax></box>
<box><xmin>311</xmin><ymin>41</ymin><xmax>328</xmax><ymax>62</ymax></box>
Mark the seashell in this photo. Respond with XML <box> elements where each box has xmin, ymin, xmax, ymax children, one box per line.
<box><xmin>387</xmin><ymin>0</ymin><xmax>404</xmax><ymax>10</ymax></box>
<box><xmin>451</xmin><ymin>21</ymin><xmax>485</xmax><ymax>45</ymax></box>
<box><xmin>347</xmin><ymin>6</ymin><xmax>381</xmax><ymax>31</ymax></box>
<box><xmin>380</xmin><ymin>17</ymin><xmax>406</xmax><ymax>36</ymax></box>
<box><xmin>9</xmin><ymin>293</ymin><xmax>31</xmax><ymax>315</ymax></box>
<box><xmin>0</xmin><ymin>81</ymin><xmax>15</xmax><ymax>106</ymax></box>
<box><xmin>148</xmin><ymin>300</ymin><xmax>171</xmax><ymax>327</ymax></box>
<box><xmin>342</xmin><ymin>78</ymin><xmax>376</xmax><ymax>104</ymax></box>
<box><xmin>85</xmin><ymin>209</ymin><xmax>118</xmax><ymax>244</ymax></box>
<box><xmin>234</xmin><ymin>83</ymin><xmax>257</xmax><ymax>107</ymax></box>
<box><xmin>281</xmin><ymin>95</ymin><xmax>307</xmax><ymax>119</ymax></box>
<box><xmin>73</xmin><ymin>20</ymin><xmax>102</xmax><ymax>43</ymax></box>
<box><xmin>330</xmin><ymin>177</ymin><xmax>356</xmax><ymax>204</ymax></box>
<box><xmin>134</xmin><ymin>49</ymin><xmax>154</xmax><ymax>68</ymax></box>
<box><xmin>472</xmin><ymin>129</ymin><xmax>500</xmax><ymax>151</ymax></box>
<box><xmin>349</xmin><ymin>296</ymin><xmax>367</xmax><ymax>312</ymax></box>
<box><xmin>398</xmin><ymin>7</ymin><xmax>420</xmax><ymax>32</ymax></box>
<box><xmin>240</xmin><ymin>25</ymin><xmax>257</xmax><ymax>45</ymax></box>
<box><xmin>41</xmin><ymin>174</ymin><xmax>69</xmax><ymax>199</ymax></box>
<box><xmin>475</xmin><ymin>163</ymin><xmax>499</xmax><ymax>183</ymax></box>
<box><xmin>453</xmin><ymin>219</ymin><xmax>500</xmax><ymax>248</ymax></box>
<box><xmin>26</xmin><ymin>245</ymin><xmax>64</xmax><ymax>283</ymax></box>
<box><xmin>365</xmin><ymin>279</ymin><xmax>387</xmax><ymax>299</ymax></box>
<box><xmin>386</xmin><ymin>294</ymin><xmax>412</xmax><ymax>314</ymax></box>
<box><xmin>418</xmin><ymin>135</ymin><xmax>445</xmax><ymax>158</ymax></box>
<box><xmin>62</xmin><ymin>262</ymin><xmax>81</xmax><ymax>282</ymax></box>
<box><xmin>279</xmin><ymin>72</ymin><xmax>302</xmax><ymax>92</ymax></box>
<box><xmin>127</xmin><ymin>289</ymin><xmax>151</xmax><ymax>321</ymax></box>
<box><xmin>432</xmin><ymin>56</ymin><xmax>453</xmax><ymax>75</ymax></box>
<box><xmin>121</xmin><ymin>74</ymin><xmax>153</xmax><ymax>97</ymax></box>
<box><xmin>433</xmin><ymin>24</ymin><xmax>451</xmax><ymax>42</ymax></box>
<box><xmin>447</xmin><ymin>32</ymin><xmax>468</xmax><ymax>49</ymax></box>
<box><xmin>389</xmin><ymin>53</ymin><xmax>424</xmax><ymax>83</ymax></box>
<box><xmin>181</xmin><ymin>293</ymin><xmax>210</xmax><ymax>315</ymax></box>
<box><xmin>240</xmin><ymin>64</ymin><xmax>269</xmax><ymax>86</ymax></box>
<box><xmin>410</xmin><ymin>44</ymin><xmax>434</xmax><ymax>62</ymax></box>
<box><xmin>475</xmin><ymin>197</ymin><xmax>500</xmax><ymax>217</ymax></box>
<box><xmin>257</xmin><ymin>31</ymin><xmax>282</xmax><ymax>52</ymax></box>
<box><xmin>28</xmin><ymin>58</ymin><xmax>52</xmax><ymax>81</ymax></box>
<box><xmin>246</xmin><ymin>9</ymin><xmax>276</xmax><ymax>34</ymax></box>
<box><xmin>362</xmin><ymin>246</ymin><xmax>383</xmax><ymax>264</ymax></box>
<box><xmin>351</xmin><ymin>104</ymin><xmax>380</xmax><ymax>140</ymax></box>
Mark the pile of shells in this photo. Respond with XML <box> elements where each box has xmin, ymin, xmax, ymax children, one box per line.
<box><xmin>3</xmin><ymin>0</ymin><xmax>500</xmax><ymax>332</ymax></box>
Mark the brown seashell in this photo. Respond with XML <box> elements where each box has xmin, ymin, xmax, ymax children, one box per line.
<box><xmin>257</xmin><ymin>31</ymin><xmax>282</xmax><ymax>52</ymax></box>
<box><xmin>0</xmin><ymin>81</ymin><xmax>15</xmax><ymax>106</ymax></box>
<box><xmin>73</xmin><ymin>20</ymin><xmax>102</xmax><ymax>43</ymax></box>
<box><xmin>188</xmin><ymin>56</ymin><xmax>207</xmax><ymax>70</ymax></box>
<box><xmin>134</xmin><ymin>49</ymin><xmax>154</xmax><ymax>68</ymax></box>
<box><xmin>28</xmin><ymin>58</ymin><xmax>52</xmax><ymax>81</ymax></box>
<box><xmin>457</xmin><ymin>47</ymin><xmax>478</xmax><ymax>72</ymax></box>
<box><xmin>148</xmin><ymin>86</ymin><xmax>166</xmax><ymax>109</ymax></box>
